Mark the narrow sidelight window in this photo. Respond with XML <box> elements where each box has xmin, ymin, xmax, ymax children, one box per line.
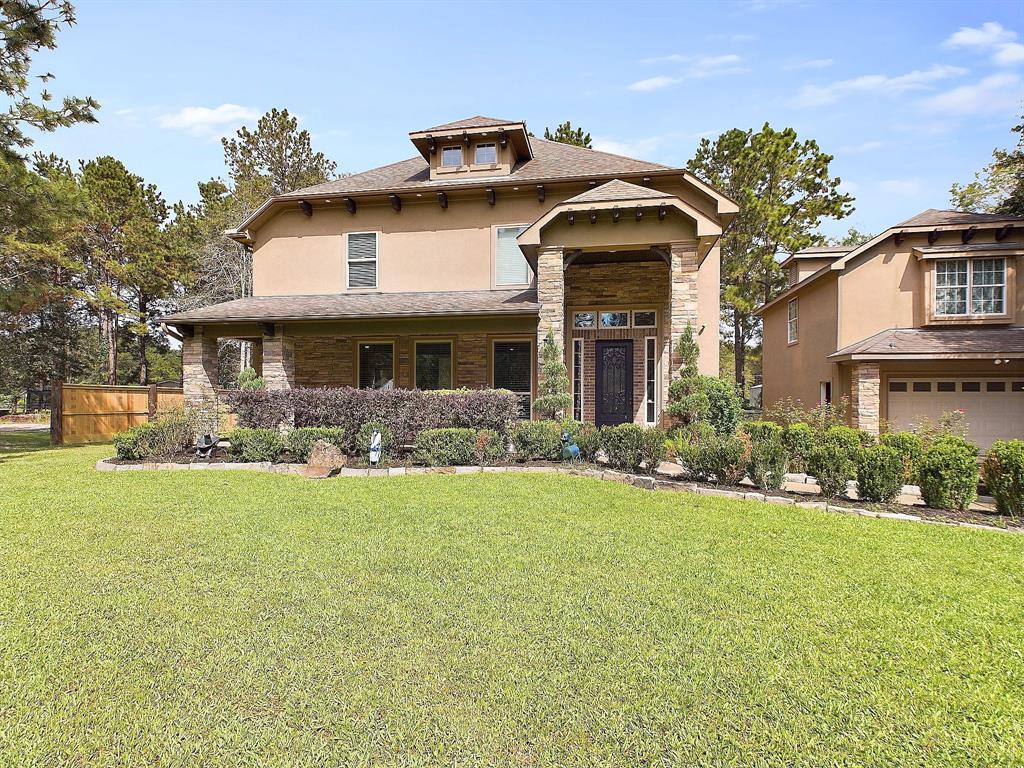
<box><xmin>415</xmin><ymin>341</ymin><xmax>452</xmax><ymax>391</ymax></box>
<box><xmin>347</xmin><ymin>232</ymin><xmax>378</xmax><ymax>289</ymax></box>
<box><xmin>441</xmin><ymin>145</ymin><xmax>463</xmax><ymax>167</ymax></box>
<box><xmin>495</xmin><ymin>225</ymin><xmax>530</xmax><ymax>286</ymax></box>
<box><xmin>787</xmin><ymin>299</ymin><xmax>798</xmax><ymax>343</ymax></box>
<box><xmin>359</xmin><ymin>343</ymin><xmax>394</xmax><ymax>389</ymax></box>
<box><xmin>493</xmin><ymin>341</ymin><xmax>532</xmax><ymax>419</ymax></box>
<box><xmin>572</xmin><ymin>339</ymin><xmax>583</xmax><ymax>422</ymax></box>
<box><xmin>645</xmin><ymin>337</ymin><xmax>657</xmax><ymax>424</ymax></box>
<box><xmin>475</xmin><ymin>143</ymin><xmax>497</xmax><ymax>164</ymax></box>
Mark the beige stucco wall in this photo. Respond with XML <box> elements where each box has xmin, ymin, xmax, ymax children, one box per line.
<box><xmin>761</xmin><ymin>272</ymin><xmax>838</xmax><ymax>410</ymax></box>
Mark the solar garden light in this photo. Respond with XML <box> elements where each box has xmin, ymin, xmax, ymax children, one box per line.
<box><xmin>560</xmin><ymin>430</ymin><xmax>581</xmax><ymax>463</ymax></box>
<box><xmin>369</xmin><ymin>430</ymin><xmax>382</xmax><ymax>466</ymax></box>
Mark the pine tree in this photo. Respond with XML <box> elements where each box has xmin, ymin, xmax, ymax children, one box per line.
<box><xmin>543</xmin><ymin>121</ymin><xmax>592</xmax><ymax>149</ymax></box>
<box><xmin>532</xmin><ymin>330</ymin><xmax>572</xmax><ymax>420</ymax></box>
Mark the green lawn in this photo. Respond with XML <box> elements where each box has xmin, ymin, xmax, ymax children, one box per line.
<box><xmin>1</xmin><ymin>439</ymin><xmax>1022</xmax><ymax>767</ymax></box>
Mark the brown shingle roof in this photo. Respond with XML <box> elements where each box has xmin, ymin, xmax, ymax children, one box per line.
<box><xmin>286</xmin><ymin>137</ymin><xmax>672</xmax><ymax>198</ymax></box>
<box><xmin>895</xmin><ymin>208</ymin><xmax>1024</xmax><ymax>228</ymax></box>
<box><xmin>416</xmin><ymin>116</ymin><xmax>518</xmax><ymax>132</ymax></box>
<box><xmin>161</xmin><ymin>288</ymin><xmax>539</xmax><ymax>324</ymax></box>
<box><xmin>829</xmin><ymin>327</ymin><xmax>1024</xmax><ymax>359</ymax></box>
<box><xmin>563</xmin><ymin>178</ymin><xmax>674</xmax><ymax>205</ymax></box>
<box><xmin>793</xmin><ymin>245</ymin><xmax>853</xmax><ymax>257</ymax></box>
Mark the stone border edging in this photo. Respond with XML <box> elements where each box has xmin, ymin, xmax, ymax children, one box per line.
<box><xmin>94</xmin><ymin>458</ymin><xmax>1017</xmax><ymax>535</ymax></box>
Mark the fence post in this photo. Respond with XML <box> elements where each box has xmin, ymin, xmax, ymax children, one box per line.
<box><xmin>50</xmin><ymin>380</ymin><xmax>63</xmax><ymax>446</ymax></box>
<box><xmin>148</xmin><ymin>384</ymin><xmax>158</xmax><ymax>421</ymax></box>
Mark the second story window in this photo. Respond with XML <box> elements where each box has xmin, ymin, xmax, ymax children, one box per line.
<box><xmin>475</xmin><ymin>143</ymin><xmax>497</xmax><ymax>164</ymax></box>
<box><xmin>935</xmin><ymin>257</ymin><xmax>1005</xmax><ymax>316</ymax></box>
<box><xmin>495</xmin><ymin>225</ymin><xmax>530</xmax><ymax>286</ymax></box>
<box><xmin>441</xmin><ymin>145</ymin><xmax>463</xmax><ymax>167</ymax></box>
<box><xmin>787</xmin><ymin>299</ymin><xmax>798</xmax><ymax>343</ymax></box>
<box><xmin>347</xmin><ymin>232</ymin><xmax>378</xmax><ymax>289</ymax></box>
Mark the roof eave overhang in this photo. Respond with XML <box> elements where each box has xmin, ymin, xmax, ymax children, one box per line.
<box><xmin>408</xmin><ymin>122</ymin><xmax>531</xmax><ymax>162</ymax></box>
<box><xmin>160</xmin><ymin>308</ymin><xmax>541</xmax><ymax>326</ymax></box>
<box><xmin>829</xmin><ymin>351</ymin><xmax>1024</xmax><ymax>362</ymax></box>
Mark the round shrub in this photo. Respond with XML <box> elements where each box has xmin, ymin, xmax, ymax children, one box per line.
<box><xmin>856</xmin><ymin>445</ymin><xmax>904</xmax><ymax>503</ymax></box>
<box><xmin>807</xmin><ymin>427</ymin><xmax>860</xmax><ymax>498</ymax></box>
<box><xmin>113</xmin><ymin>421</ymin><xmax>158</xmax><ymax>461</ymax></box>
<box><xmin>782</xmin><ymin>422</ymin><xmax>815</xmax><ymax>473</ymax></box>
<box><xmin>982</xmin><ymin>440</ymin><xmax>1024</xmax><ymax>518</ymax></box>
<box><xmin>602</xmin><ymin>423</ymin><xmax>667</xmax><ymax>473</ymax></box>
<box><xmin>474</xmin><ymin>429</ymin><xmax>507</xmax><ymax>466</ymax></box>
<box><xmin>879</xmin><ymin>431</ymin><xmax>923</xmax><ymax>485</ymax></box>
<box><xmin>674</xmin><ymin>423</ymin><xmax>748</xmax><ymax>485</ymax></box>
<box><xmin>747</xmin><ymin>435</ymin><xmax>789</xmax><ymax>491</ymax></box>
<box><xmin>511</xmin><ymin>420</ymin><xmax>563</xmax><ymax>461</ymax></box>
<box><xmin>819</xmin><ymin>425</ymin><xmax>863</xmax><ymax>456</ymax></box>
<box><xmin>740</xmin><ymin>421</ymin><xmax>784</xmax><ymax>443</ymax></box>
<box><xmin>112</xmin><ymin>410</ymin><xmax>198</xmax><ymax>461</ymax></box>
<box><xmin>561</xmin><ymin>421</ymin><xmax>601</xmax><ymax>462</ymax></box>
<box><xmin>918</xmin><ymin>436</ymin><xmax>979</xmax><ymax>512</ymax></box>
<box><xmin>698</xmin><ymin>376</ymin><xmax>743</xmax><ymax>435</ymax></box>
<box><xmin>287</xmin><ymin>427</ymin><xmax>346</xmax><ymax>462</ymax></box>
<box><xmin>355</xmin><ymin>421</ymin><xmax>395</xmax><ymax>463</ymax></box>
<box><xmin>228</xmin><ymin>428</ymin><xmax>284</xmax><ymax>463</ymax></box>
<box><xmin>414</xmin><ymin>428</ymin><xmax>476</xmax><ymax>466</ymax></box>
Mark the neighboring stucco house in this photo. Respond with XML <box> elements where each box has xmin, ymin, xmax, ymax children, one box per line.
<box><xmin>758</xmin><ymin>209</ymin><xmax>1024</xmax><ymax>449</ymax></box>
<box><xmin>162</xmin><ymin>116</ymin><xmax>737</xmax><ymax>426</ymax></box>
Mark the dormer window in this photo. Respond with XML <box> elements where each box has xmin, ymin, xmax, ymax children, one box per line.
<box><xmin>475</xmin><ymin>143</ymin><xmax>497</xmax><ymax>164</ymax></box>
<box><xmin>935</xmin><ymin>257</ymin><xmax>1005</xmax><ymax>316</ymax></box>
<box><xmin>441</xmin><ymin>145</ymin><xmax>463</xmax><ymax>167</ymax></box>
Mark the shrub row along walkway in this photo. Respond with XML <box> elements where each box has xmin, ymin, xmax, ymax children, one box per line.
<box><xmin>95</xmin><ymin>458</ymin><xmax>1019</xmax><ymax>535</ymax></box>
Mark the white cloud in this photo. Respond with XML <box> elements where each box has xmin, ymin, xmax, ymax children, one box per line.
<box><xmin>793</xmin><ymin>64</ymin><xmax>967</xmax><ymax>106</ymax></box>
<box><xmin>879</xmin><ymin>178</ymin><xmax>925</xmax><ymax>197</ymax></box>
<box><xmin>943</xmin><ymin>21</ymin><xmax>1024</xmax><ymax>67</ymax></box>
<box><xmin>630</xmin><ymin>54</ymin><xmax>747</xmax><ymax>91</ymax></box>
<box><xmin>838</xmin><ymin>179</ymin><xmax>860</xmax><ymax>195</ymax></box>
<box><xmin>592</xmin><ymin>135</ymin><xmax>667</xmax><ymax>158</ymax></box>
<box><xmin>836</xmin><ymin>140</ymin><xmax>883</xmax><ymax>155</ymax></box>
<box><xmin>157</xmin><ymin>104</ymin><xmax>261</xmax><ymax>137</ymax></box>
<box><xmin>921</xmin><ymin>72</ymin><xmax>1023</xmax><ymax>115</ymax></box>
<box><xmin>786</xmin><ymin>58</ymin><xmax>833</xmax><ymax>70</ymax></box>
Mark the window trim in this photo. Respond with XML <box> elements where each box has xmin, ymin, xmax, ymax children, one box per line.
<box><xmin>787</xmin><ymin>299</ymin><xmax>798</xmax><ymax>344</ymax></box>
<box><xmin>572</xmin><ymin>338</ymin><xmax>584</xmax><ymax>422</ymax></box>
<box><xmin>346</xmin><ymin>230</ymin><xmax>379</xmax><ymax>291</ymax></box>
<box><xmin>644</xmin><ymin>336</ymin><xmax>658</xmax><ymax>425</ymax></box>
<box><xmin>492</xmin><ymin>224</ymin><xmax>532</xmax><ymax>288</ymax></box>
<box><xmin>412</xmin><ymin>338</ymin><xmax>455</xmax><ymax>392</ymax></box>
<box><xmin>355</xmin><ymin>339</ymin><xmax>395</xmax><ymax>390</ymax></box>
<box><xmin>490</xmin><ymin>337</ymin><xmax>535</xmax><ymax>420</ymax></box>
<box><xmin>573</xmin><ymin>311</ymin><xmax>597</xmax><ymax>329</ymax></box>
<box><xmin>599</xmin><ymin>310</ymin><xmax>631</xmax><ymax>329</ymax></box>
<box><xmin>933</xmin><ymin>256</ymin><xmax>1007</xmax><ymax>318</ymax></box>
<box><xmin>474</xmin><ymin>142</ymin><xmax>497</xmax><ymax>165</ymax></box>
<box><xmin>632</xmin><ymin>309</ymin><xmax>658</xmax><ymax>329</ymax></box>
<box><xmin>440</xmin><ymin>144</ymin><xmax>463</xmax><ymax>168</ymax></box>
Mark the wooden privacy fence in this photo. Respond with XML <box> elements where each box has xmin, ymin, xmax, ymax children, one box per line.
<box><xmin>50</xmin><ymin>383</ymin><xmax>185</xmax><ymax>445</ymax></box>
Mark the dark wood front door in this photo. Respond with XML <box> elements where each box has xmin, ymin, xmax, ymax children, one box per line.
<box><xmin>595</xmin><ymin>340</ymin><xmax>633</xmax><ymax>427</ymax></box>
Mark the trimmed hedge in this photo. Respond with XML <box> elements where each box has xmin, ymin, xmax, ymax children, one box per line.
<box><xmin>983</xmin><ymin>439</ymin><xmax>1024</xmax><ymax>517</ymax></box>
<box><xmin>781</xmin><ymin>423</ymin><xmax>815</xmax><ymax>473</ymax></box>
<box><xmin>747</xmin><ymin>434</ymin><xmax>789</xmax><ymax>491</ymax></box>
<box><xmin>224</xmin><ymin>387</ymin><xmax>521</xmax><ymax>446</ymax></box>
<box><xmin>918</xmin><ymin>436</ymin><xmax>979</xmax><ymax>512</ymax></box>
<box><xmin>807</xmin><ymin>428</ymin><xmax>860</xmax><ymax>499</ymax></box>
<box><xmin>673</xmin><ymin>424</ymin><xmax>747</xmax><ymax>485</ymax></box>
<box><xmin>512</xmin><ymin>420</ymin><xmax>563</xmax><ymax>461</ymax></box>
<box><xmin>414</xmin><ymin>428</ymin><xmax>477</xmax><ymax>466</ymax></box>
<box><xmin>112</xmin><ymin>410</ymin><xmax>197</xmax><ymax>461</ymax></box>
<box><xmin>228</xmin><ymin>428</ymin><xmax>284</xmax><ymax>463</ymax></box>
<box><xmin>287</xmin><ymin>427</ymin><xmax>346</xmax><ymax>462</ymax></box>
<box><xmin>856</xmin><ymin>445</ymin><xmax>904</xmax><ymax>503</ymax></box>
<box><xmin>602</xmin><ymin>423</ymin><xmax>667</xmax><ymax>473</ymax></box>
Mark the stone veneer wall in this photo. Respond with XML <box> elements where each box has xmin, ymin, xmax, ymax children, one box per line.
<box><xmin>182</xmin><ymin>327</ymin><xmax>219</xmax><ymax>432</ymax></box>
<box><xmin>850</xmin><ymin>361</ymin><xmax>881</xmax><ymax>435</ymax></box>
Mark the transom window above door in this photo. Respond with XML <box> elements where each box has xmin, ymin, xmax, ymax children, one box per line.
<box><xmin>935</xmin><ymin>257</ymin><xmax>1006</xmax><ymax>316</ymax></box>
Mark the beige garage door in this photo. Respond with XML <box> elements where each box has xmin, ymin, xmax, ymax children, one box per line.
<box><xmin>887</xmin><ymin>377</ymin><xmax>1024</xmax><ymax>450</ymax></box>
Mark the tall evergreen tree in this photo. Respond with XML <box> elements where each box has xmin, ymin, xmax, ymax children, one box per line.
<box><xmin>687</xmin><ymin>124</ymin><xmax>853</xmax><ymax>391</ymax></box>
<box><xmin>950</xmin><ymin>114</ymin><xmax>1024</xmax><ymax>216</ymax></box>
<box><xmin>543</xmin><ymin>121</ymin><xmax>592</xmax><ymax>149</ymax></box>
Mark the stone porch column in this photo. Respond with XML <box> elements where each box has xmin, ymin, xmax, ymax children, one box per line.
<box><xmin>665</xmin><ymin>242</ymin><xmax>700</xmax><ymax>406</ymax></box>
<box><xmin>262</xmin><ymin>324</ymin><xmax>295</xmax><ymax>390</ymax></box>
<box><xmin>183</xmin><ymin>325</ymin><xmax>219</xmax><ymax>433</ymax></box>
<box><xmin>850</xmin><ymin>361</ymin><xmax>881</xmax><ymax>435</ymax></box>
<box><xmin>536</xmin><ymin>245</ymin><xmax>565</xmax><ymax>407</ymax></box>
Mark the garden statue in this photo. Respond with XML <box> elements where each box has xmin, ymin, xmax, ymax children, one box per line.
<box><xmin>369</xmin><ymin>430</ymin><xmax>382</xmax><ymax>465</ymax></box>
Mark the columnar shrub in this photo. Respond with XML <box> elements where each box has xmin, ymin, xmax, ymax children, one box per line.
<box><xmin>414</xmin><ymin>428</ymin><xmax>477</xmax><ymax>466</ymax></box>
<box><xmin>879</xmin><ymin>431</ymin><xmax>923</xmax><ymax>485</ymax></box>
<box><xmin>917</xmin><ymin>436</ymin><xmax>980</xmax><ymax>512</ymax></box>
<box><xmin>511</xmin><ymin>420</ymin><xmax>563</xmax><ymax>461</ymax></box>
<box><xmin>355</xmin><ymin>421</ymin><xmax>395</xmax><ymax>463</ymax></box>
<box><xmin>782</xmin><ymin>422</ymin><xmax>815</xmax><ymax>473</ymax></box>
<box><xmin>665</xmin><ymin>322</ymin><xmax>710</xmax><ymax>427</ymax></box>
<box><xmin>982</xmin><ymin>440</ymin><xmax>1024</xmax><ymax>518</ymax></box>
<box><xmin>532</xmin><ymin>330</ymin><xmax>572</xmax><ymax>420</ymax></box>
<box><xmin>112</xmin><ymin>410</ymin><xmax>198</xmax><ymax>461</ymax></box>
<box><xmin>602</xmin><ymin>424</ymin><xmax>667</xmax><ymax>473</ymax></box>
<box><xmin>228</xmin><ymin>428</ymin><xmax>284</xmax><ymax>463</ymax></box>
<box><xmin>746</xmin><ymin>434</ymin><xmax>789</xmax><ymax>491</ymax></box>
<box><xmin>700</xmin><ymin>377</ymin><xmax>743</xmax><ymax>436</ymax></box>
<box><xmin>856</xmin><ymin>445</ymin><xmax>904</xmax><ymax>503</ymax></box>
<box><xmin>288</xmin><ymin>427</ymin><xmax>346</xmax><ymax>462</ymax></box>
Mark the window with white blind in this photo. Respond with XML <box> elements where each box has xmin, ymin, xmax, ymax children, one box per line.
<box><xmin>495</xmin><ymin>225</ymin><xmax>530</xmax><ymax>286</ymax></box>
<box><xmin>475</xmin><ymin>143</ymin><xmax>497</xmax><ymax>164</ymax></box>
<box><xmin>347</xmin><ymin>232</ymin><xmax>378</xmax><ymax>289</ymax></box>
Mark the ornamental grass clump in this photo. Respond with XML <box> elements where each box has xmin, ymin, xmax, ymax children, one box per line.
<box><xmin>917</xmin><ymin>435</ymin><xmax>980</xmax><ymax>512</ymax></box>
<box><xmin>856</xmin><ymin>444</ymin><xmax>904</xmax><ymax>503</ymax></box>
<box><xmin>982</xmin><ymin>440</ymin><xmax>1024</xmax><ymax>518</ymax></box>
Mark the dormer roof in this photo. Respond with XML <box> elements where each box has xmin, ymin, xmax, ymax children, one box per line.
<box><xmin>416</xmin><ymin>116</ymin><xmax>517</xmax><ymax>132</ymax></box>
<box><xmin>408</xmin><ymin>116</ymin><xmax>533</xmax><ymax>163</ymax></box>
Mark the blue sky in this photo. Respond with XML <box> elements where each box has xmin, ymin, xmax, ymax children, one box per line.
<box><xmin>29</xmin><ymin>0</ymin><xmax>1024</xmax><ymax>238</ymax></box>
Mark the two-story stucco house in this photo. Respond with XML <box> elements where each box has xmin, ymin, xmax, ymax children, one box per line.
<box><xmin>758</xmin><ymin>209</ymin><xmax>1024</xmax><ymax>449</ymax></box>
<box><xmin>162</xmin><ymin>116</ymin><xmax>737</xmax><ymax>426</ymax></box>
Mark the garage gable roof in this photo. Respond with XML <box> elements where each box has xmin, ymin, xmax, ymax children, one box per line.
<box><xmin>828</xmin><ymin>326</ymin><xmax>1024</xmax><ymax>360</ymax></box>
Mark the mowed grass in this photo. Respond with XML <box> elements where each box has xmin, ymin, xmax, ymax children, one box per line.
<box><xmin>1</xmin><ymin>440</ymin><xmax>1022</xmax><ymax>767</ymax></box>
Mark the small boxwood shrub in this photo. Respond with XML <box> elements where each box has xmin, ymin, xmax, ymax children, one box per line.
<box><xmin>602</xmin><ymin>424</ymin><xmax>667</xmax><ymax>473</ymax></box>
<box><xmin>561</xmin><ymin>420</ymin><xmax>601</xmax><ymax>462</ymax></box>
<box><xmin>782</xmin><ymin>422</ymin><xmax>815</xmax><ymax>473</ymax></box>
<box><xmin>746</xmin><ymin>435</ymin><xmax>789</xmax><ymax>491</ymax></box>
<box><xmin>474</xmin><ymin>429</ymin><xmax>507</xmax><ymax>466</ymax></box>
<box><xmin>856</xmin><ymin>445</ymin><xmax>904</xmax><ymax>503</ymax></box>
<box><xmin>699</xmin><ymin>376</ymin><xmax>743</xmax><ymax>435</ymax></box>
<box><xmin>355</xmin><ymin>421</ymin><xmax>395</xmax><ymax>463</ymax></box>
<box><xmin>228</xmin><ymin>428</ymin><xmax>284</xmax><ymax>463</ymax></box>
<box><xmin>982</xmin><ymin>440</ymin><xmax>1024</xmax><ymax>518</ymax></box>
<box><xmin>112</xmin><ymin>410</ymin><xmax>197</xmax><ymax>461</ymax></box>
<box><xmin>673</xmin><ymin>424</ymin><xmax>748</xmax><ymax>485</ymax></box>
<box><xmin>807</xmin><ymin>427</ymin><xmax>860</xmax><ymax>498</ymax></box>
<box><xmin>512</xmin><ymin>420</ymin><xmax>563</xmax><ymax>461</ymax></box>
<box><xmin>918</xmin><ymin>436</ymin><xmax>979</xmax><ymax>512</ymax></box>
<box><xmin>879</xmin><ymin>431</ymin><xmax>923</xmax><ymax>485</ymax></box>
<box><xmin>113</xmin><ymin>422</ymin><xmax>158</xmax><ymax>461</ymax></box>
<box><xmin>287</xmin><ymin>427</ymin><xmax>346</xmax><ymax>462</ymax></box>
<box><xmin>740</xmin><ymin>421</ymin><xmax>784</xmax><ymax>443</ymax></box>
<box><xmin>414</xmin><ymin>428</ymin><xmax>476</xmax><ymax>466</ymax></box>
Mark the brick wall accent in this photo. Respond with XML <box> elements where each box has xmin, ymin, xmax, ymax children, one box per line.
<box><xmin>183</xmin><ymin>326</ymin><xmax>219</xmax><ymax>431</ymax></box>
<box><xmin>850</xmin><ymin>361</ymin><xmax>881</xmax><ymax>435</ymax></box>
<box><xmin>456</xmin><ymin>334</ymin><xmax>488</xmax><ymax>389</ymax></box>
